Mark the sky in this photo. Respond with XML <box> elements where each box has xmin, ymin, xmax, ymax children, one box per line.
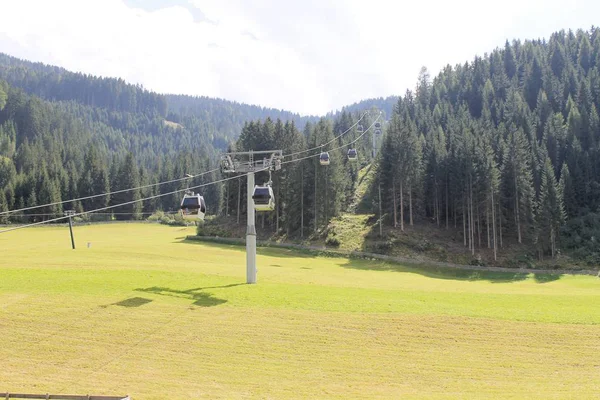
<box><xmin>0</xmin><ymin>0</ymin><xmax>599</xmax><ymax>115</ymax></box>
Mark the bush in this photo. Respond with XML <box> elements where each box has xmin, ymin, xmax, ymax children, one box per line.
<box><xmin>325</xmin><ymin>236</ymin><xmax>340</xmax><ymax>247</ymax></box>
<box><xmin>469</xmin><ymin>254</ymin><xmax>484</xmax><ymax>266</ymax></box>
<box><xmin>561</xmin><ymin>212</ymin><xmax>600</xmax><ymax>261</ymax></box>
<box><xmin>414</xmin><ymin>239</ymin><xmax>434</xmax><ymax>252</ymax></box>
<box><xmin>196</xmin><ymin>221</ymin><xmax>232</xmax><ymax>237</ymax></box>
<box><xmin>373</xmin><ymin>241</ymin><xmax>393</xmax><ymax>253</ymax></box>
<box><xmin>325</xmin><ymin>226</ymin><xmax>341</xmax><ymax>247</ymax></box>
<box><xmin>170</xmin><ymin>213</ymin><xmax>187</xmax><ymax>226</ymax></box>
<box><xmin>147</xmin><ymin>211</ymin><xmax>165</xmax><ymax>222</ymax></box>
<box><xmin>159</xmin><ymin>215</ymin><xmax>171</xmax><ymax>224</ymax></box>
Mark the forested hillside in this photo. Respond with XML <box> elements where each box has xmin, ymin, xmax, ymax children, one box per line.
<box><xmin>0</xmin><ymin>79</ymin><xmax>221</xmax><ymax>222</ymax></box>
<box><xmin>220</xmin><ymin>28</ymin><xmax>600</xmax><ymax>266</ymax></box>
<box><xmin>0</xmin><ymin>53</ymin><xmax>167</xmax><ymax>116</ymax></box>
<box><xmin>166</xmin><ymin>94</ymin><xmax>318</xmax><ymax>143</ymax></box>
<box><xmin>375</xmin><ymin>28</ymin><xmax>600</xmax><ymax>263</ymax></box>
<box><xmin>0</xmin><ymin>53</ymin><xmax>318</xmax><ymax>223</ymax></box>
<box><xmin>330</xmin><ymin>96</ymin><xmax>398</xmax><ymax>120</ymax></box>
<box><xmin>220</xmin><ymin>112</ymin><xmax>377</xmax><ymax>236</ymax></box>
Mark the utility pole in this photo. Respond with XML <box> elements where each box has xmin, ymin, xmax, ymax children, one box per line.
<box><xmin>64</xmin><ymin>210</ymin><xmax>76</xmax><ymax>249</ymax></box>
<box><xmin>221</xmin><ymin>150</ymin><xmax>282</xmax><ymax>284</ymax></box>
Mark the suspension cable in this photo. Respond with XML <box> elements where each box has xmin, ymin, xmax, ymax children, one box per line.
<box><xmin>0</xmin><ymin>167</ymin><xmax>267</xmax><ymax>234</ymax></box>
<box><xmin>283</xmin><ymin>111</ymin><xmax>368</xmax><ymax>158</ymax></box>
<box><xmin>281</xmin><ymin>115</ymin><xmax>382</xmax><ymax>165</ymax></box>
<box><xmin>0</xmin><ymin>167</ymin><xmax>220</xmax><ymax>216</ymax></box>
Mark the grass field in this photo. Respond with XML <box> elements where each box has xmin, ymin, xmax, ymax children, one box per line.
<box><xmin>1</xmin><ymin>223</ymin><xmax>599</xmax><ymax>399</ymax></box>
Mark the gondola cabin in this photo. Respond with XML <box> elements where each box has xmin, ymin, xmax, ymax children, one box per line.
<box><xmin>347</xmin><ymin>148</ymin><xmax>358</xmax><ymax>161</ymax></box>
<box><xmin>375</xmin><ymin>122</ymin><xmax>381</xmax><ymax>129</ymax></box>
<box><xmin>375</xmin><ymin>129</ymin><xmax>382</xmax><ymax>135</ymax></box>
<box><xmin>252</xmin><ymin>185</ymin><xmax>275</xmax><ymax>211</ymax></box>
<box><xmin>357</xmin><ymin>124</ymin><xmax>364</xmax><ymax>133</ymax></box>
<box><xmin>180</xmin><ymin>193</ymin><xmax>206</xmax><ymax>221</ymax></box>
<box><xmin>319</xmin><ymin>152</ymin><xmax>330</xmax><ymax>166</ymax></box>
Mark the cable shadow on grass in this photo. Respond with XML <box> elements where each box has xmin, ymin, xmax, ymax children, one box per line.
<box><xmin>339</xmin><ymin>259</ymin><xmax>535</xmax><ymax>283</ymax></box>
<box><xmin>134</xmin><ymin>284</ymin><xmax>241</xmax><ymax>307</ymax></box>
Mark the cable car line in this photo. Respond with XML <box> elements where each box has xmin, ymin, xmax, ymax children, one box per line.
<box><xmin>280</xmin><ymin>115</ymin><xmax>381</xmax><ymax>166</ymax></box>
<box><xmin>2</xmin><ymin>110</ymin><xmax>377</xmax><ymax>218</ymax></box>
<box><xmin>0</xmin><ymin>167</ymin><xmax>221</xmax><ymax>217</ymax></box>
<box><xmin>283</xmin><ymin>111</ymin><xmax>368</xmax><ymax>159</ymax></box>
<box><xmin>0</xmin><ymin>166</ymin><xmax>271</xmax><ymax>235</ymax></box>
<box><xmin>3</xmin><ymin>212</ymin><xmax>160</xmax><ymax>217</ymax></box>
<box><xmin>0</xmin><ymin>113</ymin><xmax>382</xmax><ymax>234</ymax></box>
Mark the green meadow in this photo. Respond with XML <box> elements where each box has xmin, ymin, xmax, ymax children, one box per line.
<box><xmin>1</xmin><ymin>223</ymin><xmax>599</xmax><ymax>399</ymax></box>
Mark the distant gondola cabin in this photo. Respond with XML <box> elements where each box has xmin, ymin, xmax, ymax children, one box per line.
<box><xmin>347</xmin><ymin>148</ymin><xmax>358</xmax><ymax>161</ymax></box>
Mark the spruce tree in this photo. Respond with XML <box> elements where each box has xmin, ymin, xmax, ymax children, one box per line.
<box><xmin>535</xmin><ymin>156</ymin><xmax>566</xmax><ymax>258</ymax></box>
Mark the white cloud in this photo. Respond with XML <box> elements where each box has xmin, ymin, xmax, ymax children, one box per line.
<box><xmin>0</xmin><ymin>0</ymin><xmax>599</xmax><ymax>115</ymax></box>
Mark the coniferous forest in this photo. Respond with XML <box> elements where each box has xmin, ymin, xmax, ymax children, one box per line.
<box><xmin>1</xmin><ymin>27</ymin><xmax>600</xmax><ymax>266</ymax></box>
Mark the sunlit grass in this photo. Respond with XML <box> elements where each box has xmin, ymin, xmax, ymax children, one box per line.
<box><xmin>1</xmin><ymin>223</ymin><xmax>599</xmax><ymax>399</ymax></box>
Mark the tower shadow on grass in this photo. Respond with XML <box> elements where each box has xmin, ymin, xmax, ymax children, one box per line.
<box><xmin>134</xmin><ymin>284</ymin><xmax>243</xmax><ymax>307</ymax></box>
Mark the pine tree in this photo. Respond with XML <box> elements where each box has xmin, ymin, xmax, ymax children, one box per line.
<box><xmin>504</xmin><ymin>40</ymin><xmax>518</xmax><ymax>79</ymax></box>
<box><xmin>111</xmin><ymin>153</ymin><xmax>142</xmax><ymax>220</ymax></box>
<box><xmin>0</xmin><ymin>82</ymin><xmax>6</xmax><ymax>111</ymax></box>
<box><xmin>578</xmin><ymin>33</ymin><xmax>592</xmax><ymax>72</ymax></box>
<box><xmin>0</xmin><ymin>190</ymin><xmax>9</xmax><ymax>224</ymax></box>
<box><xmin>535</xmin><ymin>156</ymin><xmax>566</xmax><ymax>258</ymax></box>
<box><xmin>505</xmin><ymin>128</ymin><xmax>534</xmax><ymax>244</ymax></box>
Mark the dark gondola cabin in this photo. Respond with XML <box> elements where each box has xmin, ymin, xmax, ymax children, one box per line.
<box><xmin>319</xmin><ymin>152</ymin><xmax>330</xmax><ymax>166</ymax></box>
<box><xmin>375</xmin><ymin>122</ymin><xmax>381</xmax><ymax>129</ymax></box>
<box><xmin>180</xmin><ymin>193</ymin><xmax>206</xmax><ymax>221</ymax></box>
<box><xmin>347</xmin><ymin>148</ymin><xmax>358</xmax><ymax>161</ymax></box>
<box><xmin>357</xmin><ymin>124</ymin><xmax>364</xmax><ymax>133</ymax></box>
<box><xmin>252</xmin><ymin>185</ymin><xmax>275</xmax><ymax>211</ymax></box>
<box><xmin>375</xmin><ymin>129</ymin><xmax>382</xmax><ymax>135</ymax></box>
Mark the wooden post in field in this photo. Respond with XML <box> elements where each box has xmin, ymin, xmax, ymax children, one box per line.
<box><xmin>64</xmin><ymin>210</ymin><xmax>76</xmax><ymax>250</ymax></box>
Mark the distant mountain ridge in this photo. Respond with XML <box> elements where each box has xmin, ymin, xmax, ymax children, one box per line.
<box><xmin>329</xmin><ymin>96</ymin><xmax>399</xmax><ymax>120</ymax></box>
<box><xmin>0</xmin><ymin>52</ymin><xmax>390</xmax><ymax>136</ymax></box>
